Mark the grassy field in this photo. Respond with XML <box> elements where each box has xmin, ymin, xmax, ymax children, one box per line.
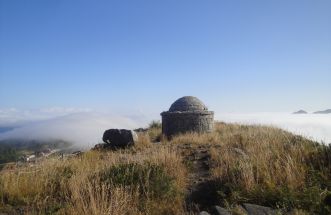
<box><xmin>0</xmin><ymin>122</ymin><xmax>330</xmax><ymax>214</ymax></box>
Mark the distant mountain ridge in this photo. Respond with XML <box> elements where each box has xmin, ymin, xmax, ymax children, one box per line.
<box><xmin>313</xmin><ymin>109</ymin><xmax>331</xmax><ymax>114</ymax></box>
<box><xmin>0</xmin><ymin>127</ymin><xmax>16</xmax><ymax>134</ymax></box>
<box><xmin>293</xmin><ymin>110</ymin><xmax>307</xmax><ymax>114</ymax></box>
<box><xmin>292</xmin><ymin>109</ymin><xmax>331</xmax><ymax>114</ymax></box>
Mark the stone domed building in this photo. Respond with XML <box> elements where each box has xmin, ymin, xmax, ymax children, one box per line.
<box><xmin>161</xmin><ymin>96</ymin><xmax>214</xmax><ymax>137</ymax></box>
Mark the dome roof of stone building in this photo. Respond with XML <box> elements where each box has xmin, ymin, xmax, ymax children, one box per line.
<box><xmin>169</xmin><ymin>96</ymin><xmax>208</xmax><ymax>112</ymax></box>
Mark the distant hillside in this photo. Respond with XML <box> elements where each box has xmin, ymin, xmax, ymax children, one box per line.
<box><xmin>0</xmin><ymin>139</ymin><xmax>72</xmax><ymax>164</ymax></box>
<box><xmin>0</xmin><ymin>127</ymin><xmax>16</xmax><ymax>134</ymax></box>
<box><xmin>293</xmin><ymin>110</ymin><xmax>307</xmax><ymax>114</ymax></box>
<box><xmin>313</xmin><ymin>109</ymin><xmax>331</xmax><ymax>114</ymax></box>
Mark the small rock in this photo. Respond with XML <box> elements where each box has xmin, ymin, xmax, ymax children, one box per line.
<box><xmin>72</xmin><ymin>151</ymin><xmax>82</xmax><ymax>156</ymax></box>
<box><xmin>233</xmin><ymin>147</ymin><xmax>249</xmax><ymax>159</ymax></box>
<box><xmin>93</xmin><ymin>143</ymin><xmax>107</xmax><ymax>150</ymax></box>
<box><xmin>199</xmin><ymin>211</ymin><xmax>211</xmax><ymax>215</ymax></box>
<box><xmin>323</xmin><ymin>193</ymin><xmax>331</xmax><ymax>206</ymax></box>
<box><xmin>233</xmin><ymin>205</ymin><xmax>248</xmax><ymax>214</ymax></box>
<box><xmin>211</xmin><ymin>205</ymin><xmax>231</xmax><ymax>215</ymax></box>
<box><xmin>242</xmin><ymin>203</ymin><xmax>276</xmax><ymax>215</ymax></box>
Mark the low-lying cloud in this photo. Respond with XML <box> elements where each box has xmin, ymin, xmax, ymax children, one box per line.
<box><xmin>0</xmin><ymin>109</ymin><xmax>151</xmax><ymax>149</ymax></box>
<box><xmin>216</xmin><ymin>113</ymin><xmax>331</xmax><ymax>144</ymax></box>
<box><xmin>0</xmin><ymin>107</ymin><xmax>91</xmax><ymax>126</ymax></box>
<box><xmin>0</xmin><ymin>108</ymin><xmax>330</xmax><ymax>149</ymax></box>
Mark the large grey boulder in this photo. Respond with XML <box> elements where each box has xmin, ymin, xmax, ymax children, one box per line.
<box><xmin>211</xmin><ymin>205</ymin><xmax>231</xmax><ymax>215</ymax></box>
<box><xmin>242</xmin><ymin>203</ymin><xmax>276</xmax><ymax>215</ymax></box>
<box><xmin>102</xmin><ymin>129</ymin><xmax>138</xmax><ymax>148</ymax></box>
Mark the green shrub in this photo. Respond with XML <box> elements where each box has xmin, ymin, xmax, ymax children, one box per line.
<box><xmin>148</xmin><ymin>120</ymin><xmax>161</xmax><ymax>129</ymax></box>
<box><xmin>0</xmin><ymin>145</ymin><xmax>19</xmax><ymax>164</ymax></box>
<box><xmin>100</xmin><ymin>163</ymin><xmax>177</xmax><ymax>199</ymax></box>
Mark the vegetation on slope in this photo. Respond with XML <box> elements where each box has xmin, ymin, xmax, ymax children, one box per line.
<box><xmin>170</xmin><ymin>123</ymin><xmax>331</xmax><ymax>214</ymax></box>
<box><xmin>0</xmin><ymin>139</ymin><xmax>72</xmax><ymax>165</ymax></box>
<box><xmin>0</xmin><ymin>142</ymin><xmax>186</xmax><ymax>214</ymax></box>
<box><xmin>0</xmin><ymin>122</ymin><xmax>330</xmax><ymax>214</ymax></box>
<box><xmin>0</xmin><ymin>145</ymin><xmax>19</xmax><ymax>165</ymax></box>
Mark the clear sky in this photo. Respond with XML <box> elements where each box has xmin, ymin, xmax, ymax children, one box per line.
<box><xmin>1</xmin><ymin>0</ymin><xmax>330</xmax><ymax>114</ymax></box>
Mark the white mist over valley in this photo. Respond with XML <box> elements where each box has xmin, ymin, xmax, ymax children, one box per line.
<box><xmin>0</xmin><ymin>108</ymin><xmax>330</xmax><ymax>148</ymax></box>
<box><xmin>216</xmin><ymin>113</ymin><xmax>331</xmax><ymax>144</ymax></box>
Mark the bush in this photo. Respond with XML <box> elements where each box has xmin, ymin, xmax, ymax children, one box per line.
<box><xmin>100</xmin><ymin>163</ymin><xmax>177</xmax><ymax>200</ymax></box>
<box><xmin>0</xmin><ymin>145</ymin><xmax>19</xmax><ymax>164</ymax></box>
<box><xmin>149</xmin><ymin>120</ymin><xmax>161</xmax><ymax>129</ymax></box>
<box><xmin>148</xmin><ymin>121</ymin><xmax>162</xmax><ymax>142</ymax></box>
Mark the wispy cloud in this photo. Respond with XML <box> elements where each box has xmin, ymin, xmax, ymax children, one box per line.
<box><xmin>0</xmin><ymin>107</ymin><xmax>91</xmax><ymax>126</ymax></box>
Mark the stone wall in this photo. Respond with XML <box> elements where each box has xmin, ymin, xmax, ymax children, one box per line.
<box><xmin>161</xmin><ymin>111</ymin><xmax>214</xmax><ymax>137</ymax></box>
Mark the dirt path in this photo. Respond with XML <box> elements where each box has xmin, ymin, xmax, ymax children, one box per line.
<box><xmin>177</xmin><ymin>143</ymin><xmax>219</xmax><ymax>211</ymax></box>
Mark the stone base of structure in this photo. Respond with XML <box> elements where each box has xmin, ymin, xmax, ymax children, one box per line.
<box><xmin>161</xmin><ymin>111</ymin><xmax>214</xmax><ymax>137</ymax></box>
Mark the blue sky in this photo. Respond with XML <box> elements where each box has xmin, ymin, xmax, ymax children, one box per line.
<box><xmin>1</xmin><ymin>0</ymin><xmax>330</xmax><ymax>114</ymax></box>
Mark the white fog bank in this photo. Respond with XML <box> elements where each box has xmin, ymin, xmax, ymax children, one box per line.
<box><xmin>216</xmin><ymin>113</ymin><xmax>331</xmax><ymax>144</ymax></box>
<box><xmin>0</xmin><ymin>111</ymin><xmax>330</xmax><ymax>149</ymax></box>
<box><xmin>0</xmin><ymin>112</ymin><xmax>151</xmax><ymax>149</ymax></box>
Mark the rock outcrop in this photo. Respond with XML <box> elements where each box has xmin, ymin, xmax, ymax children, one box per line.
<box><xmin>93</xmin><ymin>129</ymin><xmax>138</xmax><ymax>150</ymax></box>
<box><xmin>102</xmin><ymin>129</ymin><xmax>138</xmax><ymax>147</ymax></box>
<box><xmin>199</xmin><ymin>203</ymin><xmax>278</xmax><ymax>215</ymax></box>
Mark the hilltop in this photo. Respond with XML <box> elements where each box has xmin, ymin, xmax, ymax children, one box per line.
<box><xmin>314</xmin><ymin>109</ymin><xmax>331</xmax><ymax>114</ymax></box>
<box><xmin>292</xmin><ymin>110</ymin><xmax>307</xmax><ymax>114</ymax></box>
<box><xmin>0</xmin><ymin>122</ymin><xmax>330</xmax><ymax>215</ymax></box>
<box><xmin>292</xmin><ymin>109</ymin><xmax>331</xmax><ymax>114</ymax></box>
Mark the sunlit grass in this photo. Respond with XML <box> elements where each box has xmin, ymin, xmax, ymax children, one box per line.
<box><xmin>0</xmin><ymin>145</ymin><xmax>186</xmax><ymax>214</ymax></box>
<box><xmin>0</xmin><ymin>122</ymin><xmax>330</xmax><ymax>214</ymax></box>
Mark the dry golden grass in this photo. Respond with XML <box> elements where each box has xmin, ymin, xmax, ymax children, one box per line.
<box><xmin>66</xmin><ymin>176</ymin><xmax>141</xmax><ymax>215</ymax></box>
<box><xmin>166</xmin><ymin>122</ymin><xmax>331</xmax><ymax>213</ymax></box>
<box><xmin>209</xmin><ymin>123</ymin><xmax>331</xmax><ymax>213</ymax></box>
<box><xmin>0</xmin><ymin>143</ymin><xmax>187</xmax><ymax>214</ymax></box>
<box><xmin>169</xmin><ymin>131</ymin><xmax>222</xmax><ymax>146</ymax></box>
<box><xmin>147</xmin><ymin>120</ymin><xmax>163</xmax><ymax>143</ymax></box>
<box><xmin>134</xmin><ymin>132</ymin><xmax>153</xmax><ymax>150</ymax></box>
<box><xmin>210</xmin><ymin>123</ymin><xmax>313</xmax><ymax>190</ymax></box>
